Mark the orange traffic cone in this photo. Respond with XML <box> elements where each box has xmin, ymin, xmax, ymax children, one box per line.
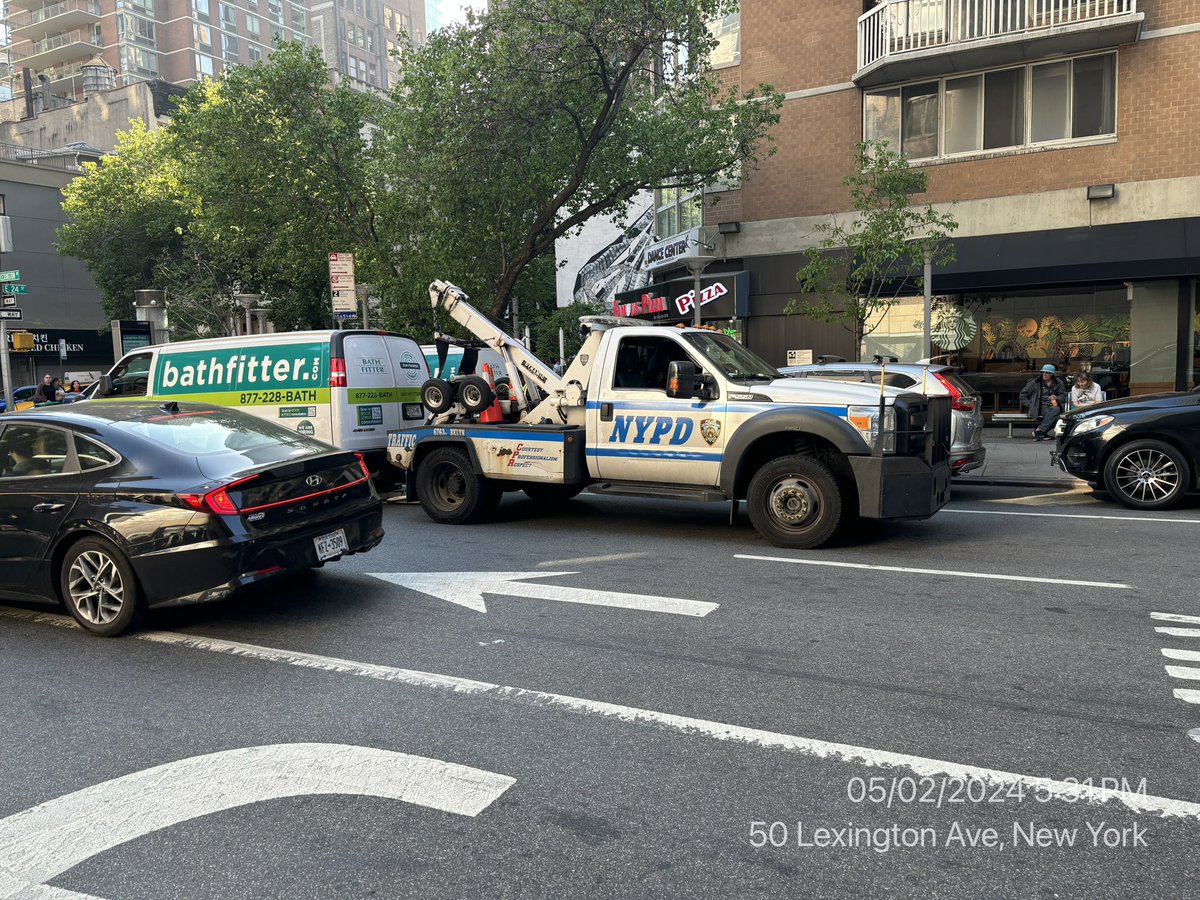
<box><xmin>479</xmin><ymin>363</ymin><xmax>504</xmax><ymax>423</ymax></box>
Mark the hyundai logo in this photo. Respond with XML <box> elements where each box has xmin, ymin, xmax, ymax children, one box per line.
<box><xmin>306</xmin><ymin>475</ymin><xmax>324</xmax><ymax>487</ymax></box>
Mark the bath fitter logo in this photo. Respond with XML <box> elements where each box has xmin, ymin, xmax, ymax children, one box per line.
<box><xmin>158</xmin><ymin>344</ymin><xmax>327</xmax><ymax>392</ymax></box>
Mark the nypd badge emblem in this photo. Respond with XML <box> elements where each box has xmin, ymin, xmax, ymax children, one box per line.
<box><xmin>700</xmin><ymin>419</ymin><xmax>721</xmax><ymax>445</ymax></box>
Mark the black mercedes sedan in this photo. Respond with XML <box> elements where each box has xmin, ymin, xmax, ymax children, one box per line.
<box><xmin>0</xmin><ymin>400</ymin><xmax>384</xmax><ymax>635</ymax></box>
<box><xmin>1052</xmin><ymin>387</ymin><xmax>1200</xmax><ymax>511</ymax></box>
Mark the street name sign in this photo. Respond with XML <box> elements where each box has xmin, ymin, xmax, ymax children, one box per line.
<box><xmin>0</xmin><ymin>308</ymin><xmax>21</xmax><ymax>320</ymax></box>
<box><xmin>2</xmin><ymin>284</ymin><xmax>27</xmax><ymax>295</ymax></box>
<box><xmin>0</xmin><ymin>269</ymin><xmax>18</xmax><ymax>282</ymax></box>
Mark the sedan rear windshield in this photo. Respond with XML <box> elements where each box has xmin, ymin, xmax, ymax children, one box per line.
<box><xmin>116</xmin><ymin>408</ymin><xmax>328</xmax><ymax>476</ymax></box>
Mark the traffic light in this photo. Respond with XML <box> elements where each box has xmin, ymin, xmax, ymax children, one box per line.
<box><xmin>10</xmin><ymin>331</ymin><xmax>33</xmax><ymax>351</ymax></box>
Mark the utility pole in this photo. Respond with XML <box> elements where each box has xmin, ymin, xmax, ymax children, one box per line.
<box><xmin>0</xmin><ymin>243</ymin><xmax>11</xmax><ymax>414</ymax></box>
<box><xmin>922</xmin><ymin>250</ymin><xmax>933</xmax><ymax>360</ymax></box>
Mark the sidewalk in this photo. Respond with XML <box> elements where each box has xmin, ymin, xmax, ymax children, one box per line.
<box><xmin>954</xmin><ymin>426</ymin><xmax>1087</xmax><ymax>489</ymax></box>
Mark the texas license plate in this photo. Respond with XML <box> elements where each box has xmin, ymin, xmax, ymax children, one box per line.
<box><xmin>314</xmin><ymin>529</ymin><xmax>348</xmax><ymax>561</ymax></box>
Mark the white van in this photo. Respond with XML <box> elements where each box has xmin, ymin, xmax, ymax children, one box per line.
<box><xmin>92</xmin><ymin>330</ymin><xmax>429</xmax><ymax>479</ymax></box>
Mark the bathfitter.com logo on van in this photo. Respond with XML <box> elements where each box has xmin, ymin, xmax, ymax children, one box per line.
<box><xmin>157</xmin><ymin>344</ymin><xmax>328</xmax><ymax>393</ymax></box>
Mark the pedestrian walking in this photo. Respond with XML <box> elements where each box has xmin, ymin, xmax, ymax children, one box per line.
<box><xmin>34</xmin><ymin>374</ymin><xmax>58</xmax><ymax>404</ymax></box>
<box><xmin>1019</xmin><ymin>364</ymin><xmax>1067</xmax><ymax>441</ymax></box>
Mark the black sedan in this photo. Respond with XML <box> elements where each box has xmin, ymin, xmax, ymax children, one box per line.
<box><xmin>1053</xmin><ymin>388</ymin><xmax>1200</xmax><ymax>510</ymax></box>
<box><xmin>0</xmin><ymin>400</ymin><xmax>384</xmax><ymax>635</ymax></box>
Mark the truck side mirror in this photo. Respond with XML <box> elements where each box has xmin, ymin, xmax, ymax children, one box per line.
<box><xmin>667</xmin><ymin>361</ymin><xmax>714</xmax><ymax>400</ymax></box>
<box><xmin>96</xmin><ymin>375</ymin><xmax>113</xmax><ymax>397</ymax></box>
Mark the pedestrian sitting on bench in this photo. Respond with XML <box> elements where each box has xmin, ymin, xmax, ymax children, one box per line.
<box><xmin>1019</xmin><ymin>364</ymin><xmax>1067</xmax><ymax>441</ymax></box>
<box><xmin>1069</xmin><ymin>372</ymin><xmax>1104</xmax><ymax>409</ymax></box>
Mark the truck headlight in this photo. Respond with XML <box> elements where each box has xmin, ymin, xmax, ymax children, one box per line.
<box><xmin>846</xmin><ymin>405</ymin><xmax>896</xmax><ymax>453</ymax></box>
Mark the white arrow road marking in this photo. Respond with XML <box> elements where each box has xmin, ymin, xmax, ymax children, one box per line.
<box><xmin>1152</xmin><ymin>612</ymin><xmax>1200</xmax><ymax>625</ymax></box>
<box><xmin>1165</xmin><ymin>665</ymin><xmax>1200</xmax><ymax>682</ymax></box>
<box><xmin>366</xmin><ymin>571</ymin><xmax>718</xmax><ymax>617</ymax></box>
<box><xmin>1156</xmin><ymin>627</ymin><xmax>1200</xmax><ymax>638</ymax></box>
<box><xmin>0</xmin><ymin>743</ymin><xmax>514</xmax><ymax>900</ymax></box>
<box><xmin>736</xmin><ymin>554</ymin><xmax>1130</xmax><ymax>589</ymax></box>
<box><xmin>1175</xmin><ymin>689</ymin><xmax>1200</xmax><ymax>704</ymax></box>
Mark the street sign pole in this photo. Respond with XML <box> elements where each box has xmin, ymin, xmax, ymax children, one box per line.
<box><xmin>1</xmin><ymin>318</ymin><xmax>13</xmax><ymax>414</ymax></box>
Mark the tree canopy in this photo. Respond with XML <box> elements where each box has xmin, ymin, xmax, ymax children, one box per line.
<box><xmin>791</xmin><ymin>141</ymin><xmax>958</xmax><ymax>360</ymax></box>
<box><xmin>59</xmin><ymin>0</ymin><xmax>781</xmax><ymax>339</ymax></box>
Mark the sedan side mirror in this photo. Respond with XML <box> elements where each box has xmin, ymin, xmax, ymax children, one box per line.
<box><xmin>666</xmin><ymin>361</ymin><xmax>715</xmax><ymax>400</ymax></box>
<box><xmin>96</xmin><ymin>375</ymin><xmax>114</xmax><ymax>397</ymax></box>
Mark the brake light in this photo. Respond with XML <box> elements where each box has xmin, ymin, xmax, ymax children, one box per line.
<box><xmin>932</xmin><ymin>371</ymin><xmax>976</xmax><ymax>411</ymax></box>
<box><xmin>177</xmin><ymin>474</ymin><xmax>259</xmax><ymax>516</ymax></box>
<box><xmin>354</xmin><ymin>452</ymin><xmax>371</xmax><ymax>479</ymax></box>
<box><xmin>330</xmin><ymin>357</ymin><xmax>347</xmax><ymax>388</ymax></box>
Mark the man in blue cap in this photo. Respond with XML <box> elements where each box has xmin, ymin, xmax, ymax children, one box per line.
<box><xmin>1019</xmin><ymin>364</ymin><xmax>1068</xmax><ymax>440</ymax></box>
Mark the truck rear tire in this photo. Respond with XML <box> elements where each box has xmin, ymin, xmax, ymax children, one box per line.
<box><xmin>746</xmin><ymin>454</ymin><xmax>844</xmax><ymax>549</ymax></box>
<box><xmin>416</xmin><ymin>447</ymin><xmax>500</xmax><ymax>524</ymax></box>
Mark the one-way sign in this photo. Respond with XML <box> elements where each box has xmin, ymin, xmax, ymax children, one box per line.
<box><xmin>0</xmin><ymin>308</ymin><xmax>22</xmax><ymax>319</ymax></box>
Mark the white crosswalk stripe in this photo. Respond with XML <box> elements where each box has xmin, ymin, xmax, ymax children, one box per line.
<box><xmin>1151</xmin><ymin>612</ymin><xmax>1200</xmax><ymax>625</ymax></box>
<box><xmin>1155</xmin><ymin>626</ymin><xmax>1200</xmax><ymax>638</ymax></box>
<box><xmin>1151</xmin><ymin>613</ymin><xmax>1200</xmax><ymax>733</ymax></box>
<box><xmin>1162</xmin><ymin>648</ymin><xmax>1200</xmax><ymax>662</ymax></box>
<box><xmin>1176</xmin><ymin>689</ymin><xmax>1200</xmax><ymax>705</ymax></box>
<box><xmin>1165</xmin><ymin>665</ymin><xmax>1200</xmax><ymax>682</ymax></box>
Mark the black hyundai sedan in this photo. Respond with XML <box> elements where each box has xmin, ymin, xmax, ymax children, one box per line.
<box><xmin>1053</xmin><ymin>387</ymin><xmax>1200</xmax><ymax>511</ymax></box>
<box><xmin>0</xmin><ymin>400</ymin><xmax>384</xmax><ymax>635</ymax></box>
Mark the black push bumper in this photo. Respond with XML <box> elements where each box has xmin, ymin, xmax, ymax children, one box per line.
<box><xmin>849</xmin><ymin>456</ymin><xmax>952</xmax><ymax>520</ymax></box>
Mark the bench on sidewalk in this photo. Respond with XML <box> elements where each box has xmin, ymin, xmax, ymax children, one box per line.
<box><xmin>992</xmin><ymin>412</ymin><xmax>1035</xmax><ymax>438</ymax></box>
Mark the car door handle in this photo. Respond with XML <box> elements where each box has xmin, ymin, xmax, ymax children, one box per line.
<box><xmin>32</xmin><ymin>503</ymin><xmax>66</xmax><ymax>513</ymax></box>
<box><xmin>600</xmin><ymin>402</ymin><xmax>613</xmax><ymax>421</ymax></box>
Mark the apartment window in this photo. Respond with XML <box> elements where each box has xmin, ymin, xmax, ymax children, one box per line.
<box><xmin>383</xmin><ymin>8</ymin><xmax>393</xmax><ymax>32</ymax></box>
<box><xmin>222</xmin><ymin>33</ymin><xmax>238</xmax><ymax>61</ymax></box>
<box><xmin>655</xmin><ymin>185</ymin><xmax>701</xmax><ymax>239</ymax></box>
<box><xmin>220</xmin><ymin>2</ymin><xmax>236</xmax><ymax>27</ymax></box>
<box><xmin>246</xmin><ymin>13</ymin><xmax>261</xmax><ymax>35</ymax></box>
<box><xmin>245</xmin><ymin>0</ymin><xmax>256</xmax><ymax>8</ymax></box>
<box><xmin>195</xmin><ymin>52</ymin><xmax>215</xmax><ymax>78</ymax></box>
<box><xmin>121</xmin><ymin>45</ymin><xmax>159</xmax><ymax>76</ymax></box>
<box><xmin>118</xmin><ymin>0</ymin><xmax>155</xmax><ymax>15</ymax></box>
<box><xmin>267</xmin><ymin>0</ymin><xmax>282</xmax><ymax>23</ymax></box>
<box><xmin>290</xmin><ymin>9</ymin><xmax>305</xmax><ymax>33</ymax></box>
<box><xmin>118</xmin><ymin>13</ymin><xmax>156</xmax><ymax>48</ymax></box>
<box><xmin>192</xmin><ymin>0</ymin><xmax>211</xmax><ymax>23</ymax></box>
<box><xmin>708</xmin><ymin>11</ymin><xmax>739</xmax><ymax>67</ymax></box>
<box><xmin>194</xmin><ymin>23</ymin><xmax>213</xmax><ymax>51</ymax></box>
<box><xmin>865</xmin><ymin>52</ymin><xmax>1116</xmax><ymax>161</ymax></box>
<box><xmin>248</xmin><ymin>44</ymin><xmax>262</xmax><ymax>62</ymax></box>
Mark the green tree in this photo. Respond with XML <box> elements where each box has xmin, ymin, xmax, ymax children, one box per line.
<box><xmin>376</xmin><ymin>0</ymin><xmax>782</xmax><ymax>323</ymax></box>
<box><xmin>792</xmin><ymin>140</ymin><xmax>958</xmax><ymax>360</ymax></box>
<box><xmin>58</xmin><ymin>121</ymin><xmax>192</xmax><ymax>321</ymax></box>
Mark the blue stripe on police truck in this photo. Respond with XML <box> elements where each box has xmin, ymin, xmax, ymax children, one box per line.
<box><xmin>585</xmin><ymin>448</ymin><xmax>723</xmax><ymax>462</ymax></box>
<box><xmin>585</xmin><ymin>400</ymin><xmax>848</xmax><ymax>417</ymax></box>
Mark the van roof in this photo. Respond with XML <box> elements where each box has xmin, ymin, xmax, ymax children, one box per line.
<box><xmin>137</xmin><ymin>330</ymin><xmax>418</xmax><ymax>354</ymax></box>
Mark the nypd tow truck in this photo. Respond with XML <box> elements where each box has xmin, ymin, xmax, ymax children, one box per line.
<box><xmin>387</xmin><ymin>281</ymin><xmax>952</xmax><ymax>548</ymax></box>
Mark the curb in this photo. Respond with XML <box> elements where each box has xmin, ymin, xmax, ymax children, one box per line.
<box><xmin>953</xmin><ymin>476</ymin><xmax>1088</xmax><ymax>489</ymax></box>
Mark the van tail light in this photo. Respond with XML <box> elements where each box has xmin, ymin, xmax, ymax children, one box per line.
<box><xmin>177</xmin><ymin>474</ymin><xmax>259</xmax><ymax>516</ymax></box>
<box><xmin>330</xmin><ymin>357</ymin><xmax>347</xmax><ymax>388</ymax></box>
<box><xmin>932</xmin><ymin>371</ymin><xmax>976</xmax><ymax>412</ymax></box>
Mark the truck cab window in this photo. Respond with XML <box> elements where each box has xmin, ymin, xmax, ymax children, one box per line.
<box><xmin>613</xmin><ymin>337</ymin><xmax>695</xmax><ymax>391</ymax></box>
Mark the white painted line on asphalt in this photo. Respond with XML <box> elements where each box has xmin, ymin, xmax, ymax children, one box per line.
<box><xmin>1175</xmin><ymin>689</ymin><xmax>1200</xmax><ymax>705</ymax></box>
<box><xmin>943</xmin><ymin>507</ymin><xmax>1200</xmax><ymax>524</ymax></box>
<box><xmin>1152</xmin><ymin>612</ymin><xmax>1200</xmax><ymax>625</ymax></box>
<box><xmin>367</xmin><ymin>570</ymin><xmax>718</xmax><ymax>617</ymax></box>
<box><xmin>1156</xmin><ymin>627</ymin><xmax>1200</xmax><ymax>638</ymax></box>
<box><xmin>1165</xmin><ymin>665</ymin><xmax>1200</xmax><ymax>682</ymax></box>
<box><xmin>8</xmin><ymin>606</ymin><xmax>1200</xmax><ymax>821</ymax></box>
<box><xmin>536</xmin><ymin>552</ymin><xmax>649</xmax><ymax>567</ymax></box>
<box><xmin>1162</xmin><ymin>648</ymin><xmax>1200</xmax><ymax>663</ymax></box>
<box><xmin>735</xmin><ymin>554</ymin><xmax>1131</xmax><ymax>590</ymax></box>
<box><xmin>0</xmin><ymin>743</ymin><xmax>514</xmax><ymax>900</ymax></box>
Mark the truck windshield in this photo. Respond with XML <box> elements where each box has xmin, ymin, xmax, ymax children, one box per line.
<box><xmin>683</xmin><ymin>333</ymin><xmax>779</xmax><ymax>381</ymax></box>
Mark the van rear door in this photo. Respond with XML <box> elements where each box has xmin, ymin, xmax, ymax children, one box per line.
<box><xmin>336</xmin><ymin>333</ymin><xmax>429</xmax><ymax>451</ymax></box>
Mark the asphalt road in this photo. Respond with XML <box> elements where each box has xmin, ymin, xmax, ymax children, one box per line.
<box><xmin>2</xmin><ymin>482</ymin><xmax>1199</xmax><ymax>899</ymax></box>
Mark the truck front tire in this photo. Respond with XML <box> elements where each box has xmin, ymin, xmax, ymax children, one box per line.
<box><xmin>746</xmin><ymin>454</ymin><xmax>844</xmax><ymax>549</ymax></box>
<box><xmin>416</xmin><ymin>447</ymin><xmax>500</xmax><ymax>524</ymax></box>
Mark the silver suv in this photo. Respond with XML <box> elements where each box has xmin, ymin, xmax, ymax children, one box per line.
<box><xmin>781</xmin><ymin>362</ymin><xmax>985</xmax><ymax>475</ymax></box>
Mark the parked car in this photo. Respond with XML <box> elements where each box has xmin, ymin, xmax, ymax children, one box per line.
<box><xmin>0</xmin><ymin>400</ymin><xmax>385</xmax><ymax>636</ymax></box>
<box><xmin>1052</xmin><ymin>387</ymin><xmax>1200</xmax><ymax>510</ymax></box>
<box><xmin>0</xmin><ymin>385</ymin><xmax>39</xmax><ymax>413</ymax></box>
<box><xmin>780</xmin><ymin>362</ymin><xmax>985</xmax><ymax>475</ymax></box>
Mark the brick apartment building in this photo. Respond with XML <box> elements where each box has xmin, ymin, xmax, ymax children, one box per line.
<box><xmin>621</xmin><ymin>1</ymin><xmax>1200</xmax><ymax>413</ymax></box>
<box><xmin>0</xmin><ymin>0</ymin><xmax>424</xmax><ymax>107</ymax></box>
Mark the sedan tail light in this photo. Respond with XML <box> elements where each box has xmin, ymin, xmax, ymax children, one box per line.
<box><xmin>178</xmin><ymin>474</ymin><xmax>259</xmax><ymax>516</ymax></box>
<box><xmin>354</xmin><ymin>452</ymin><xmax>371</xmax><ymax>479</ymax></box>
<box><xmin>932</xmin><ymin>371</ymin><xmax>976</xmax><ymax>412</ymax></box>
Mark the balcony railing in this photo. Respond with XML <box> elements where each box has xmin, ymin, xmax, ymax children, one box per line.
<box><xmin>6</xmin><ymin>0</ymin><xmax>101</xmax><ymax>32</ymax></box>
<box><xmin>9</xmin><ymin>26</ymin><xmax>102</xmax><ymax>63</ymax></box>
<box><xmin>858</xmin><ymin>0</ymin><xmax>1138</xmax><ymax>73</ymax></box>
